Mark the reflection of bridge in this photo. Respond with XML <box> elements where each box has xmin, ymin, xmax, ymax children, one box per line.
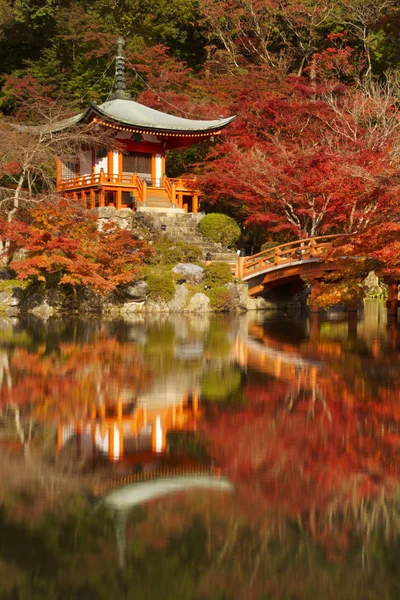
<box><xmin>233</xmin><ymin>236</ymin><xmax>399</xmax><ymax>315</ymax></box>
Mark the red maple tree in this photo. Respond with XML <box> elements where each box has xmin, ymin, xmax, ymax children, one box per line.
<box><xmin>0</xmin><ymin>198</ymin><xmax>151</xmax><ymax>293</ymax></box>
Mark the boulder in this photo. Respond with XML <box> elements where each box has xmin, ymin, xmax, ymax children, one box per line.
<box><xmin>247</xmin><ymin>296</ymin><xmax>277</xmax><ymax>311</ymax></box>
<box><xmin>172</xmin><ymin>263</ymin><xmax>204</xmax><ymax>284</ymax></box>
<box><xmin>144</xmin><ymin>299</ymin><xmax>170</xmax><ymax>313</ymax></box>
<box><xmin>237</xmin><ymin>284</ymin><xmax>249</xmax><ymax>310</ymax></box>
<box><xmin>363</xmin><ymin>271</ymin><xmax>387</xmax><ymax>299</ymax></box>
<box><xmin>125</xmin><ymin>280</ymin><xmax>150</xmax><ymax>302</ymax></box>
<box><xmin>0</xmin><ymin>283</ymin><xmax>25</xmax><ymax>316</ymax></box>
<box><xmin>168</xmin><ymin>283</ymin><xmax>189</xmax><ymax>312</ymax></box>
<box><xmin>186</xmin><ymin>292</ymin><xmax>211</xmax><ymax>313</ymax></box>
<box><xmin>30</xmin><ymin>299</ymin><xmax>54</xmax><ymax>318</ymax></box>
<box><xmin>120</xmin><ymin>301</ymin><xmax>145</xmax><ymax>317</ymax></box>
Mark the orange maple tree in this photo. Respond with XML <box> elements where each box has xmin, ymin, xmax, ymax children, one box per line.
<box><xmin>0</xmin><ymin>198</ymin><xmax>151</xmax><ymax>293</ymax></box>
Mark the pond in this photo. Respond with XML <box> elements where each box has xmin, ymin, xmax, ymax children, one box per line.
<box><xmin>1</xmin><ymin>301</ymin><xmax>400</xmax><ymax>599</ymax></box>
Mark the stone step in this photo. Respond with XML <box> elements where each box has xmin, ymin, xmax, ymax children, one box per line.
<box><xmin>135</xmin><ymin>211</ymin><xmax>237</xmax><ymax>261</ymax></box>
<box><xmin>137</xmin><ymin>207</ymin><xmax>185</xmax><ymax>214</ymax></box>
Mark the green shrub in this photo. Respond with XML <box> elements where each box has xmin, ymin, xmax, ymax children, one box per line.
<box><xmin>0</xmin><ymin>279</ymin><xmax>28</xmax><ymax>292</ymax></box>
<box><xmin>151</xmin><ymin>238</ymin><xmax>203</xmax><ymax>266</ymax></box>
<box><xmin>199</xmin><ymin>213</ymin><xmax>241</xmax><ymax>248</ymax></box>
<box><xmin>203</xmin><ymin>262</ymin><xmax>233</xmax><ymax>287</ymax></box>
<box><xmin>145</xmin><ymin>268</ymin><xmax>176</xmax><ymax>302</ymax></box>
<box><xmin>206</xmin><ymin>286</ymin><xmax>233</xmax><ymax>312</ymax></box>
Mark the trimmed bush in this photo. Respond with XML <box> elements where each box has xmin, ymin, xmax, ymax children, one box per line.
<box><xmin>145</xmin><ymin>269</ymin><xmax>176</xmax><ymax>302</ymax></box>
<box><xmin>199</xmin><ymin>213</ymin><xmax>241</xmax><ymax>248</ymax></box>
<box><xmin>205</xmin><ymin>286</ymin><xmax>233</xmax><ymax>312</ymax></box>
<box><xmin>151</xmin><ymin>238</ymin><xmax>203</xmax><ymax>266</ymax></box>
<box><xmin>203</xmin><ymin>262</ymin><xmax>233</xmax><ymax>287</ymax></box>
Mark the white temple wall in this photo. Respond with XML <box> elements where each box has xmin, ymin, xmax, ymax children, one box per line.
<box><xmin>94</xmin><ymin>155</ymin><xmax>108</xmax><ymax>174</ymax></box>
<box><xmin>113</xmin><ymin>151</ymin><xmax>119</xmax><ymax>175</ymax></box>
<box><xmin>155</xmin><ymin>154</ymin><xmax>163</xmax><ymax>183</ymax></box>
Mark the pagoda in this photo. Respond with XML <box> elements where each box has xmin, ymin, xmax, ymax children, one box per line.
<box><xmin>55</xmin><ymin>38</ymin><xmax>235</xmax><ymax>213</ymax></box>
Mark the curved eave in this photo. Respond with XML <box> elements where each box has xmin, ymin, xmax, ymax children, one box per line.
<box><xmin>12</xmin><ymin>113</ymin><xmax>83</xmax><ymax>134</ymax></box>
<box><xmin>81</xmin><ymin>102</ymin><xmax>236</xmax><ymax>137</ymax></box>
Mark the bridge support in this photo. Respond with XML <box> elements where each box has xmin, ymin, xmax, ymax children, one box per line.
<box><xmin>308</xmin><ymin>279</ymin><xmax>321</xmax><ymax>313</ymax></box>
<box><xmin>386</xmin><ymin>282</ymin><xmax>399</xmax><ymax>319</ymax></box>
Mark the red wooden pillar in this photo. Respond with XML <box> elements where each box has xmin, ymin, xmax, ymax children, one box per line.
<box><xmin>89</xmin><ymin>189</ymin><xmax>95</xmax><ymax>209</ymax></box>
<box><xmin>99</xmin><ymin>169</ymin><xmax>105</xmax><ymax>207</ymax></box>
<box><xmin>56</xmin><ymin>157</ymin><xmax>62</xmax><ymax>190</ymax></box>
<box><xmin>116</xmin><ymin>188</ymin><xmax>122</xmax><ymax>210</ymax></box>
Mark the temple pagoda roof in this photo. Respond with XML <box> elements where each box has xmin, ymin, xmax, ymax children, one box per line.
<box><xmin>34</xmin><ymin>98</ymin><xmax>235</xmax><ymax>136</ymax></box>
<box><xmin>85</xmin><ymin>99</ymin><xmax>235</xmax><ymax>134</ymax></box>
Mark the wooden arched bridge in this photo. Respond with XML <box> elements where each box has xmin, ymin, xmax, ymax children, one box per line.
<box><xmin>235</xmin><ymin>234</ymin><xmax>343</xmax><ymax>297</ymax></box>
<box><xmin>229</xmin><ymin>234</ymin><xmax>399</xmax><ymax>315</ymax></box>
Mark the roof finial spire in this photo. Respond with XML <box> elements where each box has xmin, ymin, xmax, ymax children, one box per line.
<box><xmin>112</xmin><ymin>36</ymin><xmax>130</xmax><ymax>100</ymax></box>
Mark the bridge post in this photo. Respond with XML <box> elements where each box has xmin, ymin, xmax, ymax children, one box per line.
<box><xmin>308</xmin><ymin>278</ymin><xmax>321</xmax><ymax>313</ymax></box>
<box><xmin>386</xmin><ymin>282</ymin><xmax>399</xmax><ymax>319</ymax></box>
<box><xmin>237</xmin><ymin>250</ymin><xmax>246</xmax><ymax>279</ymax></box>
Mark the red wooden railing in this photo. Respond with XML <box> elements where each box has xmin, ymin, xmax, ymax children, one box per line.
<box><xmin>240</xmin><ymin>234</ymin><xmax>345</xmax><ymax>279</ymax></box>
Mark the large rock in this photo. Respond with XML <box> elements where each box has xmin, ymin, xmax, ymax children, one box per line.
<box><xmin>246</xmin><ymin>296</ymin><xmax>277</xmax><ymax>311</ymax></box>
<box><xmin>172</xmin><ymin>263</ymin><xmax>204</xmax><ymax>284</ymax></box>
<box><xmin>227</xmin><ymin>282</ymin><xmax>248</xmax><ymax>311</ymax></box>
<box><xmin>30</xmin><ymin>299</ymin><xmax>54</xmax><ymax>318</ymax></box>
<box><xmin>144</xmin><ymin>299</ymin><xmax>170</xmax><ymax>313</ymax></box>
<box><xmin>168</xmin><ymin>283</ymin><xmax>189</xmax><ymax>312</ymax></box>
<box><xmin>120</xmin><ymin>301</ymin><xmax>145</xmax><ymax>317</ymax></box>
<box><xmin>0</xmin><ymin>283</ymin><xmax>23</xmax><ymax>316</ymax></box>
<box><xmin>363</xmin><ymin>271</ymin><xmax>387</xmax><ymax>299</ymax></box>
<box><xmin>125</xmin><ymin>280</ymin><xmax>150</xmax><ymax>302</ymax></box>
<box><xmin>94</xmin><ymin>207</ymin><xmax>134</xmax><ymax>231</ymax></box>
<box><xmin>186</xmin><ymin>292</ymin><xmax>211</xmax><ymax>313</ymax></box>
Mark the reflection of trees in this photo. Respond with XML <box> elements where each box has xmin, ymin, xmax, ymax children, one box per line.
<box><xmin>1</xmin><ymin>339</ymin><xmax>151</xmax><ymax>409</ymax></box>
<box><xmin>3</xmin><ymin>488</ymin><xmax>399</xmax><ymax>600</ymax></box>
<box><xmin>205</xmin><ymin>318</ymin><xmax>400</xmax><ymax>559</ymax></box>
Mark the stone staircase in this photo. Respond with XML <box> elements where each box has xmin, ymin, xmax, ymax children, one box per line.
<box><xmin>145</xmin><ymin>187</ymin><xmax>171</xmax><ymax>209</ymax></box>
<box><xmin>138</xmin><ymin>211</ymin><xmax>239</xmax><ymax>263</ymax></box>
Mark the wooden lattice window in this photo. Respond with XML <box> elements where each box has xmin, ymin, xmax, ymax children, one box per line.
<box><xmin>123</xmin><ymin>152</ymin><xmax>151</xmax><ymax>176</ymax></box>
<box><xmin>61</xmin><ymin>160</ymin><xmax>78</xmax><ymax>182</ymax></box>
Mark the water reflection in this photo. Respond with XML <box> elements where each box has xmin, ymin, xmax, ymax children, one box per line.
<box><xmin>1</xmin><ymin>305</ymin><xmax>400</xmax><ymax>598</ymax></box>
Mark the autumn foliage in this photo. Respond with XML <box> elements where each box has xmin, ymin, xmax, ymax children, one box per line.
<box><xmin>0</xmin><ymin>198</ymin><xmax>151</xmax><ymax>293</ymax></box>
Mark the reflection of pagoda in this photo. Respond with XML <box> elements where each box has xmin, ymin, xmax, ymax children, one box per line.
<box><xmin>57</xmin><ymin>386</ymin><xmax>200</xmax><ymax>462</ymax></box>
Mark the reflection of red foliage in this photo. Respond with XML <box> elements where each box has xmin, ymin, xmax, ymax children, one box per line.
<box><xmin>0</xmin><ymin>339</ymin><xmax>152</xmax><ymax>420</ymax></box>
<box><xmin>201</xmin><ymin>372</ymin><xmax>400</xmax><ymax>544</ymax></box>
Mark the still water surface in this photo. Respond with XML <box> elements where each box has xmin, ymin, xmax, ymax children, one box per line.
<box><xmin>1</xmin><ymin>301</ymin><xmax>400</xmax><ymax>599</ymax></box>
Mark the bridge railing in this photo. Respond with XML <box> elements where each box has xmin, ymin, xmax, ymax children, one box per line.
<box><xmin>243</xmin><ymin>234</ymin><xmax>344</xmax><ymax>278</ymax></box>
